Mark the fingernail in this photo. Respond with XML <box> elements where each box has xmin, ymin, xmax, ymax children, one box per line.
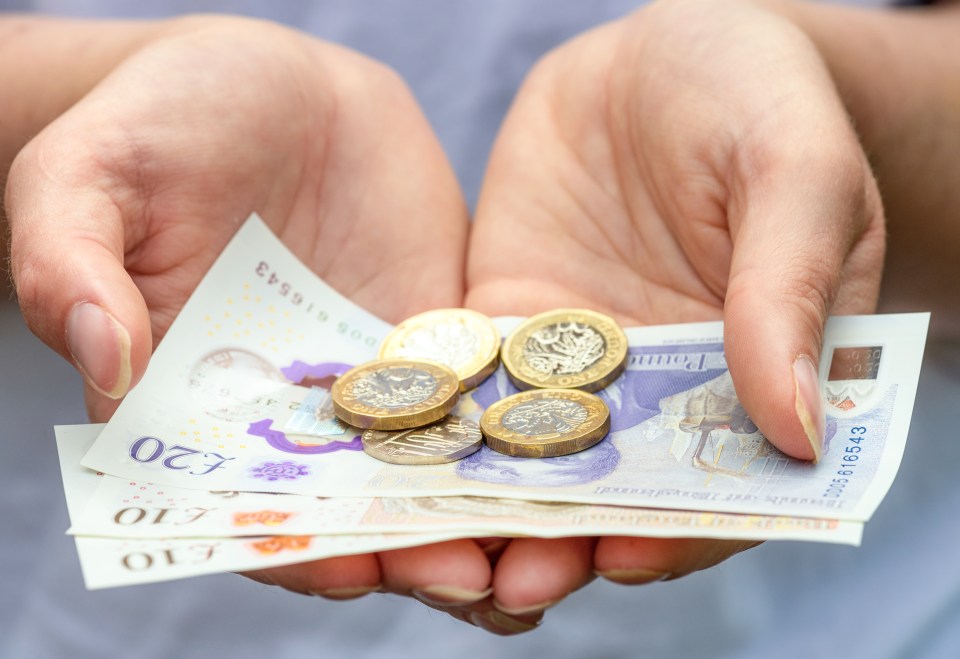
<box><xmin>594</xmin><ymin>568</ymin><xmax>670</xmax><ymax>585</ymax></box>
<box><xmin>469</xmin><ymin>610</ymin><xmax>540</xmax><ymax>635</ymax></box>
<box><xmin>309</xmin><ymin>585</ymin><xmax>380</xmax><ymax>600</ymax></box>
<box><xmin>411</xmin><ymin>585</ymin><xmax>492</xmax><ymax>607</ymax></box>
<box><xmin>66</xmin><ymin>302</ymin><xmax>132</xmax><ymax>399</ymax></box>
<box><xmin>793</xmin><ymin>354</ymin><xmax>824</xmax><ymax>463</ymax></box>
<box><xmin>492</xmin><ymin>598</ymin><xmax>560</xmax><ymax>616</ymax></box>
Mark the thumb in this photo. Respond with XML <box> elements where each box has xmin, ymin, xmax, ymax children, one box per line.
<box><xmin>6</xmin><ymin>134</ymin><xmax>151</xmax><ymax>406</ymax></box>
<box><xmin>722</xmin><ymin>144</ymin><xmax>883</xmax><ymax>462</ymax></box>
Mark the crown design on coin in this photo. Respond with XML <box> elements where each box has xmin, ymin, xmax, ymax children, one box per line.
<box><xmin>502</xmin><ymin>309</ymin><xmax>628</xmax><ymax>393</ymax></box>
<box><xmin>332</xmin><ymin>358</ymin><xmax>460</xmax><ymax>431</ymax></box>
<box><xmin>480</xmin><ymin>389</ymin><xmax>611</xmax><ymax>458</ymax></box>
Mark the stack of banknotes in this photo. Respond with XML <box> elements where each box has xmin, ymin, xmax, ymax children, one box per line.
<box><xmin>56</xmin><ymin>216</ymin><xmax>930</xmax><ymax>589</ymax></box>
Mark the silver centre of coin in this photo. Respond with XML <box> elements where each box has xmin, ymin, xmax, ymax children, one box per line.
<box><xmin>350</xmin><ymin>367</ymin><xmax>438</xmax><ymax>408</ymax></box>
<box><xmin>523</xmin><ymin>322</ymin><xmax>606</xmax><ymax>375</ymax></box>
<box><xmin>396</xmin><ymin>323</ymin><xmax>480</xmax><ymax>371</ymax></box>
<box><xmin>501</xmin><ymin>398</ymin><xmax>588</xmax><ymax>436</ymax></box>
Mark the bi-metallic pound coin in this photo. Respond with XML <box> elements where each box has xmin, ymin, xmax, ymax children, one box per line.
<box><xmin>480</xmin><ymin>388</ymin><xmax>611</xmax><ymax>458</ymax></box>
<box><xmin>379</xmin><ymin>308</ymin><xmax>501</xmax><ymax>392</ymax></box>
<box><xmin>501</xmin><ymin>309</ymin><xmax>628</xmax><ymax>393</ymax></box>
<box><xmin>331</xmin><ymin>358</ymin><xmax>460</xmax><ymax>431</ymax></box>
<box><xmin>361</xmin><ymin>416</ymin><xmax>482</xmax><ymax>465</ymax></box>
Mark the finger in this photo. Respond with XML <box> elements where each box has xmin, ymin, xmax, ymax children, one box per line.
<box><xmin>379</xmin><ymin>541</ymin><xmax>541</xmax><ymax>637</ymax></box>
<box><xmin>83</xmin><ymin>382</ymin><xmax>122</xmax><ymax>423</ymax></box>
<box><xmin>593</xmin><ymin>536</ymin><xmax>759</xmax><ymax>585</ymax></box>
<box><xmin>240</xmin><ymin>553</ymin><xmax>381</xmax><ymax>600</ymax></box>
<box><xmin>723</xmin><ymin>117</ymin><xmax>885</xmax><ymax>462</ymax></box>
<box><xmin>378</xmin><ymin>540</ymin><xmax>493</xmax><ymax>606</ymax></box>
<box><xmin>444</xmin><ymin>597</ymin><xmax>543</xmax><ymax>636</ymax></box>
<box><xmin>7</xmin><ymin>130</ymin><xmax>151</xmax><ymax>404</ymax></box>
<box><xmin>491</xmin><ymin>537</ymin><xmax>595</xmax><ymax>615</ymax></box>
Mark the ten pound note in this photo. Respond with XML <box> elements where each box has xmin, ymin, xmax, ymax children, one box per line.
<box><xmin>60</xmin><ymin>426</ymin><xmax>861</xmax><ymax>589</ymax></box>
<box><xmin>74</xmin><ymin>215</ymin><xmax>928</xmax><ymax>540</ymax></box>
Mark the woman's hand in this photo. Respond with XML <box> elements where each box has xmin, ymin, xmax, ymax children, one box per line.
<box><xmin>6</xmin><ymin>15</ymin><xmax>505</xmax><ymax>630</ymax></box>
<box><xmin>466</xmin><ymin>0</ymin><xmax>884</xmax><ymax>617</ymax></box>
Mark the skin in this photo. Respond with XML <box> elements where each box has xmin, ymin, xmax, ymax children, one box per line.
<box><xmin>1</xmin><ymin>17</ymin><xmax>166</xmax><ymax>298</ymax></box>
<box><xmin>773</xmin><ymin>0</ymin><xmax>960</xmax><ymax>331</ymax></box>
<box><xmin>466</xmin><ymin>0</ymin><xmax>960</xmax><ymax>624</ymax></box>
<box><xmin>5</xmin><ymin>0</ymin><xmax>960</xmax><ymax>636</ymax></box>
<box><xmin>4</xmin><ymin>15</ymin><xmax>496</xmax><ymax>630</ymax></box>
<box><xmin>466</xmin><ymin>0</ymin><xmax>885</xmax><ymax>614</ymax></box>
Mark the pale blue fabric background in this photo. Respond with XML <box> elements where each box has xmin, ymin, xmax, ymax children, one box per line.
<box><xmin>2</xmin><ymin>2</ymin><xmax>958</xmax><ymax>657</ymax></box>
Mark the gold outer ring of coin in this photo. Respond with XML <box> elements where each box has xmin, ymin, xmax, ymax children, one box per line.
<box><xmin>378</xmin><ymin>308</ymin><xmax>501</xmax><ymax>392</ymax></box>
<box><xmin>501</xmin><ymin>308</ymin><xmax>628</xmax><ymax>393</ymax></box>
<box><xmin>480</xmin><ymin>388</ymin><xmax>611</xmax><ymax>458</ymax></box>
<box><xmin>362</xmin><ymin>416</ymin><xmax>483</xmax><ymax>465</ymax></box>
<box><xmin>331</xmin><ymin>358</ymin><xmax>460</xmax><ymax>431</ymax></box>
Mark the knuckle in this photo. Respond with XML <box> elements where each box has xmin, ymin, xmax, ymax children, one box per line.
<box><xmin>10</xmin><ymin>253</ymin><xmax>45</xmax><ymax>319</ymax></box>
<box><xmin>737</xmin><ymin>109</ymin><xmax>867</xmax><ymax>190</ymax></box>
<box><xmin>727</xmin><ymin>259</ymin><xmax>836</xmax><ymax>334</ymax></box>
<box><xmin>741</xmin><ymin>133</ymin><xmax>864</xmax><ymax>191</ymax></box>
<box><xmin>13</xmin><ymin>123</ymin><xmax>107</xmax><ymax>194</ymax></box>
<box><xmin>779</xmin><ymin>260</ymin><xmax>836</xmax><ymax>319</ymax></box>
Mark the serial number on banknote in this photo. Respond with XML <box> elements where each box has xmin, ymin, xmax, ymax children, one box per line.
<box><xmin>255</xmin><ymin>259</ymin><xmax>379</xmax><ymax>348</ymax></box>
<box><xmin>822</xmin><ymin>425</ymin><xmax>867</xmax><ymax>498</ymax></box>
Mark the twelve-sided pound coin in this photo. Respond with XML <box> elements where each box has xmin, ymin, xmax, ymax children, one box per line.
<box><xmin>331</xmin><ymin>358</ymin><xmax>460</xmax><ymax>431</ymax></box>
<box><xmin>501</xmin><ymin>309</ymin><xmax>628</xmax><ymax>393</ymax></box>
<box><xmin>480</xmin><ymin>388</ymin><xmax>611</xmax><ymax>458</ymax></box>
<box><xmin>362</xmin><ymin>416</ymin><xmax>482</xmax><ymax>465</ymax></box>
<box><xmin>379</xmin><ymin>308</ymin><xmax>500</xmax><ymax>392</ymax></box>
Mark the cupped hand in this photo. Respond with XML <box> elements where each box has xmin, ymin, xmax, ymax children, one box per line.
<box><xmin>6</xmin><ymin>15</ymin><xmax>501</xmax><ymax>629</ymax></box>
<box><xmin>466</xmin><ymin>0</ymin><xmax>884</xmax><ymax>617</ymax></box>
<box><xmin>7</xmin><ymin>2</ymin><xmax>889</xmax><ymax>635</ymax></box>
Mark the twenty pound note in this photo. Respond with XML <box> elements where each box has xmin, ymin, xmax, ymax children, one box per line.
<box><xmin>81</xmin><ymin>215</ymin><xmax>929</xmax><ymax>523</ymax></box>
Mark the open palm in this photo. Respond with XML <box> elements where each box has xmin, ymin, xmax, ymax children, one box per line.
<box><xmin>8</xmin><ymin>3</ymin><xmax>888</xmax><ymax>636</ymax></box>
<box><xmin>9</xmin><ymin>18</ymin><xmax>467</xmax><ymax>418</ymax></box>
<box><xmin>467</xmin><ymin>0</ymin><xmax>884</xmax><ymax>611</ymax></box>
<box><xmin>7</xmin><ymin>16</ymin><xmax>507</xmax><ymax>629</ymax></box>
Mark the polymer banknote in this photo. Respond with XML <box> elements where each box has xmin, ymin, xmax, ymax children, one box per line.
<box><xmin>57</xmin><ymin>425</ymin><xmax>463</xmax><ymax>589</ymax></box>
<box><xmin>80</xmin><ymin>215</ymin><xmax>928</xmax><ymax>523</ymax></box>
<box><xmin>67</xmin><ymin>426</ymin><xmax>862</xmax><ymax>545</ymax></box>
<box><xmin>60</xmin><ymin>425</ymin><xmax>862</xmax><ymax>588</ymax></box>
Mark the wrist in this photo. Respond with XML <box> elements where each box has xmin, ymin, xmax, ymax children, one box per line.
<box><xmin>0</xmin><ymin>16</ymin><xmax>167</xmax><ymax>294</ymax></box>
<box><xmin>761</xmin><ymin>0</ymin><xmax>947</xmax><ymax>146</ymax></box>
<box><xmin>763</xmin><ymin>0</ymin><xmax>960</xmax><ymax>326</ymax></box>
<box><xmin>0</xmin><ymin>17</ymin><xmax>173</xmax><ymax>161</ymax></box>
